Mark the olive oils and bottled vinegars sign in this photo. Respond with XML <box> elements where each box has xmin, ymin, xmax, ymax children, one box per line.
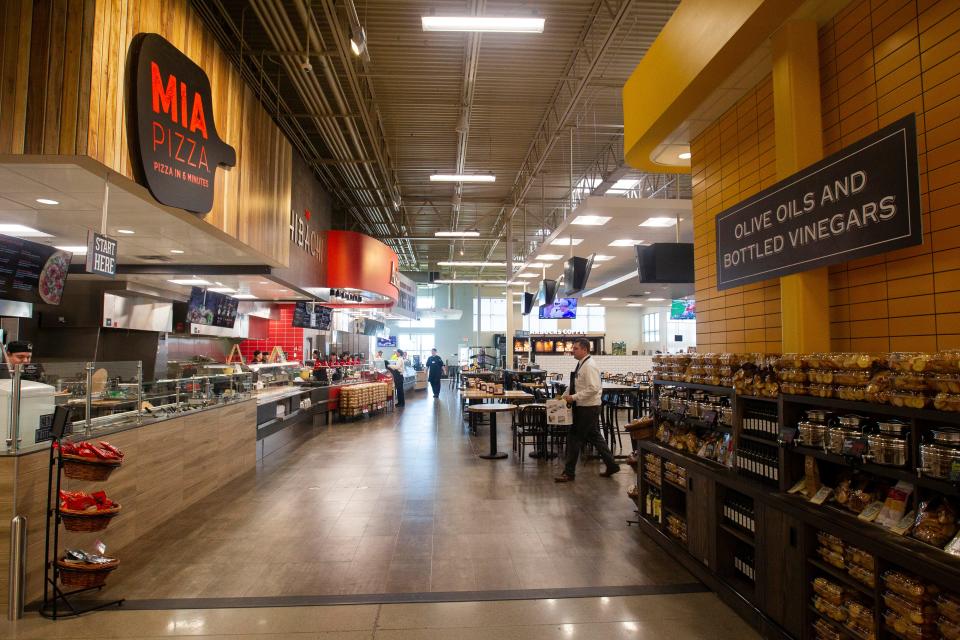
<box><xmin>128</xmin><ymin>33</ymin><xmax>236</xmax><ymax>214</ymax></box>
<box><xmin>715</xmin><ymin>115</ymin><xmax>922</xmax><ymax>290</ymax></box>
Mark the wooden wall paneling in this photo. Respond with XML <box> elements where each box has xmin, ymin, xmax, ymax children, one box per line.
<box><xmin>24</xmin><ymin>0</ymin><xmax>52</xmax><ymax>154</ymax></box>
<box><xmin>0</xmin><ymin>0</ymin><xmax>33</xmax><ymax>154</ymax></box>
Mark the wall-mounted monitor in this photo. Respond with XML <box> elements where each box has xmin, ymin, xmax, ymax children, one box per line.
<box><xmin>292</xmin><ymin>301</ymin><xmax>332</xmax><ymax>329</ymax></box>
<box><xmin>377</xmin><ymin>336</ymin><xmax>397</xmax><ymax>348</ymax></box>
<box><xmin>670</xmin><ymin>299</ymin><xmax>696</xmax><ymax>320</ymax></box>
<box><xmin>636</xmin><ymin>243</ymin><xmax>694</xmax><ymax>283</ymax></box>
<box><xmin>521</xmin><ymin>291</ymin><xmax>535</xmax><ymax>315</ymax></box>
<box><xmin>186</xmin><ymin>287</ymin><xmax>239</xmax><ymax>328</ymax></box>
<box><xmin>535</xmin><ymin>279</ymin><xmax>558</xmax><ymax>306</ymax></box>
<box><xmin>562</xmin><ymin>254</ymin><xmax>594</xmax><ymax>295</ymax></box>
<box><xmin>0</xmin><ymin>235</ymin><xmax>71</xmax><ymax>306</ymax></box>
<box><xmin>539</xmin><ymin>298</ymin><xmax>578</xmax><ymax>319</ymax></box>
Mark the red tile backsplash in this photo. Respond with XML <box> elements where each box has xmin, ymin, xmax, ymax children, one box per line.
<box><xmin>239</xmin><ymin>305</ymin><xmax>305</xmax><ymax>362</ymax></box>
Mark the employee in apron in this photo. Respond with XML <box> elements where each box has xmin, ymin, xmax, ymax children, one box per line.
<box><xmin>555</xmin><ymin>338</ymin><xmax>619</xmax><ymax>483</ymax></box>
<box><xmin>425</xmin><ymin>348</ymin><xmax>446</xmax><ymax>399</ymax></box>
<box><xmin>389</xmin><ymin>350</ymin><xmax>406</xmax><ymax>407</ymax></box>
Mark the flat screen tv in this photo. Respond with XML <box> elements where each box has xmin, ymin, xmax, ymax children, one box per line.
<box><xmin>521</xmin><ymin>292</ymin><xmax>535</xmax><ymax>315</ymax></box>
<box><xmin>535</xmin><ymin>279</ymin><xmax>558</xmax><ymax>306</ymax></box>
<box><xmin>186</xmin><ymin>287</ymin><xmax>239</xmax><ymax>328</ymax></box>
<box><xmin>670</xmin><ymin>299</ymin><xmax>696</xmax><ymax>320</ymax></box>
<box><xmin>539</xmin><ymin>298</ymin><xmax>578</xmax><ymax>319</ymax></box>
<box><xmin>0</xmin><ymin>234</ymin><xmax>71</xmax><ymax>305</ymax></box>
<box><xmin>636</xmin><ymin>243</ymin><xmax>694</xmax><ymax>284</ymax></box>
<box><xmin>377</xmin><ymin>336</ymin><xmax>398</xmax><ymax>348</ymax></box>
<box><xmin>562</xmin><ymin>255</ymin><xmax>594</xmax><ymax>295</ymax></box>
<box><xmin>292</xmin><ymin>302</ymin><xmax>332</xmax><ymax>329</ymax></box>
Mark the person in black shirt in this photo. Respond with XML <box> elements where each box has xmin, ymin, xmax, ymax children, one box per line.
<box><xmin>425</xmin><ymin>348</ymin><xmax>446</xmax><ymax>399</ymax></box>
<box><xmin>1</xmin><ymin>340</ymin><xmax>44</xmax><ymax>381</ymax></box>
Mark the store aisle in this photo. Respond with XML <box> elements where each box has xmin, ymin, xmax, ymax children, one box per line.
<box><xmin>2</xmin><ymin>592</ymin><xmax>759</xmax><ymax>639</ymax></box>
<box><xmin>58</xmin><ymin>387</ymin><xmax>699</xmax><ymax>602</ymax></box>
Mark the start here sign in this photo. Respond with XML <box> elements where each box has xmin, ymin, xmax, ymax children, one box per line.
<box><xmin>714</xmin><ymin>115</ymin><xmax>922</xmax><ymax>290</ymax></box>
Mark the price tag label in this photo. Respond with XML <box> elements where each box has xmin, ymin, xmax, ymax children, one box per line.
<box><xmin>810</xmin><ymin>486</ymin><xmax>833</xmax><ymax>505</ymax></box>
<box><xmin>702</xmin><ymin>409</ymin><xmax>718</xmax><ymax>424</ymax></box>
<box><xmin>889</xmin><ymin>510</ymin><xmax>916</xmax><ymax>536</ymax></box>
<box><xmin>787</xmin><ymin>479</ymin><xmax>806</xmax><ymax>494</ymax></box>
<box><xmin>780</xmin><ymin>427</ymin><xmax>798</xmax><ymax>446</ymax></box>
<box><xmin>841</xmin><ymin>437</ymin><xmax>868</xmax><ymax>457</ymax></box>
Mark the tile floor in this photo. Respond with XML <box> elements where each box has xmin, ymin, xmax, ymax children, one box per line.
<box><xmin>2</xmin><ymin>593</ymin><xmax>760</xmax><ymax>638</ymax></box>
<box><xmin>4</xmin><ymin>387</ymin><xmax>760</xmax><ymax>638</ymax></box>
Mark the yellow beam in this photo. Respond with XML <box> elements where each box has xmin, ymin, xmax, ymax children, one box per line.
<box><xmin>622</xmin><ymin>0</ymin><xmax>806</xmax><ymax>173</ymax></box>
<box><xmin>773</xmin><ymin>20</ymin><xmax>830</xmax><ymax>353</ymax></box>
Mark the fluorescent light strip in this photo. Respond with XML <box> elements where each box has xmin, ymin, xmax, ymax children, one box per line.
<box><xmin>608</xmin><ymin>239</ymin><xmax>643</xmax><ymax>247</ymax></box>
<box><xmin>639</xmin><ymin>217</ymin><xmax>678</xmax><ymax>227</ymax></box>
<box><xmin>580</xmin><ymin>270</ymin><xmax>638</xmax><ymax>298</ymax></box>
<box><xmin>434</xmin><ymin>279</ymin><xmax>506</xmax><ymax>285</ymax></box>
<box><xmin>537</xmin><ymin>254</ymin><xmax>563</xmax><ymax>260</ymax></box>
<box><xmin>627</xmin><ymin>303</ymin><xmax>644</xmax><ymax>307</ymax></box>
<box><xmin>168</xmin><ymin>279</ymin><xmax>211</xmax><ymax>286</ymax></box>
<box><xmin>207</xmin><ymin>287</ymin><xmax>236</xmax><ymax>294</ymax></box>
<box><xmin>429</xmin><ymin>174</ymin><xmax>496</xmax><ymax>183</ymax></box>
<box><xmin>592</xmin><ymin>254</ymin><xmax>615</xmax><ymax>262</ymax></box>
<box><xmin>422</xmin><ymin>16</ymin><xmax>545</xmax><ymax>33</ymax></box>
<box><xmin>550</xmin><ymin>237</ymin><xmax>583</xmax><ymax>246</ymax></box>
<box><xmin>232</xmin><ymin>293</ymin><xmax>256</xmax><ymax>299</ymax></box>
<box><xmin>0</xmin><ymin>224</ymin><xmax>53</xmax><ymax>238</ymax></box>
<box><xmin>571</xmin><ymin>215</ymin><xmax>611</xmax><ymax>226</ymax></box>
<box><xmin>36</xmin><ymin>198</ymin><xmax>59</xmax><ymax>205</ymax></box>
<box><xmin>647</xmin><ymin>297</ymin><xmax>666</xmax><ymax>302</ymax></box>
<box><xmin>54</xmin><ymin>245</ymin><xmax>86</xmax><ymax>254</ymax></box>
<box><xmin>435</xmin><ymin>231</ymin><xmax>480</xmax><ymax>237</ymax></box>
<box><xmin>437</xmin><ymin>261</ymin><xmax>505</xmax><ymax>267</ymax></box>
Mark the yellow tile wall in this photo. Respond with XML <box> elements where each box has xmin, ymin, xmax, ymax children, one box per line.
<box><xmin>692</xmin><ymin>0</ymin><xmax>960</xmax><ymax>353</ymax></box>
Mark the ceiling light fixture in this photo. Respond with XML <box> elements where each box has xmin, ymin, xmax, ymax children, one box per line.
<box><xmin>640</xmin><ymin>217</ymin><xmax>678</xmax><ymax>227</ymax></box>
<box><xmin>0</xmin><ymin>224</ymin><xmax>53</xmax><ymax>238</ymax></box>
<box><xmin>207</xmin><ymin>287</ymin><xmax>236</xmax><ymax>294</ymax></box>
<box><xmin>350</xmin><ymin>26</ymin><xmax>366</xmax><ymax>56</ymax></box>
<box><xmin>168</xmin><ymin>279</ymin><xmax>211</xmax><ymax>286</ymax></box>
<box><xmin>678</xmin><ymin>152</ymin><xmax>692</xmax><ymax>160</ymax></box>
<box><xmin>507</xmin><ymin>282</ymin><xmax>527</xmax><ymax>287</ymax></box>
<box><xmin>435</xmin><ymin>230</ymin><xmax>481</xmax><ymax>237</ymax></box>
<box><xmin>571</xmin><ymin>215</ymin><xmax>611</xmax><ymax>226</ymax></box>
<box><xmin>537</xmin><ymin>254</ymin><xmax>563</xmax><ymax>260</ymax></box>
<box><xmin>36</xmin><ymin>198</ymin><xmax>60</xmax><ymax>205</ymax></box>
<box><xmin>608</xmin><ymin>239</ymin><xmax>643</xmax><ymax>246</ymax></box>
<box><xmin>550</xmin><ymin>237</ymin><xmax>583</xmax><ymax>246</ymax></box>
<box><xmin>232</xmin><ymin>293</ymin><xmax>256</xmax><ymax>300</ymax></box>
<box><xmin>421</xmin><ymin>16</ymin><xmax>545</xmax><ymax>33</ymax></box>
<box><xmin>116</xmin><ymin>229</ymin><xmax>135</xmax><ymax>235</ymax></box>
<box><xmin>526</xmin><ymin>262</ymin><xmax>552</xmax><ymax>269</ymax></box>
<box><xmin>627</xmin><ymin>303</ymin><xmax>644</xmax><ymax>307</ymax></box>
<box><xmin>518</xmin><ymin>273</ymin><xmax>537</xmax><ymax>278</ymax></box>
<box><xmin>647</xmin><ymin>297</ymin><xmax>666</xmax><ymax>302</ymax></box>
<box><xmin>434</xmin><ymin>279</ymin><xmax>506</xmax><ymax>285</ymax></box>
<box><xmin>54</xmin><ymin>245</ymin><xmax>86</xmax><ymax>254</ymax></box>
<box><xmin>169</xmin><ymin>249</ymin><xmax>185</xmax><ymax>254</ymax></box>
<box><xmin>437</xmin><ymin>261</ymin><xmax>505</xmax><ymax>267</ymax></box>
<box><xmin>592</xmin><ymin>254</ymin><xmax>615</xmax><ymax>261</ymax></box>
<box><xmin>586</xmin><ymin>303</ymin><xmax>600</xmax><ymax>306</ymax></box>
<box><xmin>429</xmin><ymin>174</ymin><xmax>495</xmax><ymax>183</ymax></box>
<box><xmin>601</xmin><ymin>297</ymin><xmax>618</xmax><ymax>301</ymax></box>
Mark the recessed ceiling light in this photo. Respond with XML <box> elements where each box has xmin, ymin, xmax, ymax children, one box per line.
<box><xmin>518</xmin><ymin>273</ymin><xmax>537</xmax><ymax>278</ymax></box>
<box><xmin>207</xmin><ymin>287</ymin><xmax>236</xmax><ymax>293</ymax></box>
<box><xmin>526</xmin><ymin>262</ymin><xmax>553</xmax><ymax>269</ymax></box>
<box><xmin>644</xmin><ymin>291</ymin><xmax>651</xmax><ymax>295</ymax></box>
<box><xmin>537</xmin><ymin>254</ymin><xmax>563</xmax><ymax>260</ymax></box>
<box><xmin>0</xmin><ymin>224</ymin><xmax>53</xmax><ymax>238</ymax></box>
<box><xmin>116</xmin><ymin>229</ymin><xmax>135</xmax><ymax>235</ymax></box>
<box><xmin>435</xmin><ymin>230</ymin><xmax>481</xmax><ymax>237</ymax></box>
<box><xmin>640</xmin><ymin>217</ymin><xmax>677</xmax><ymax>227</ymax></box>
<box><xmin>35</xmin><ymin>198</ymin><xmax>59</xmax><ymax>205</ymax></box>
<box><xmin>586</xmin><ymin>303</ymin><xmax>601</xmax><ymax>306</ymax></box>
<box><xmin>678</xmin><ymin>152</ymin><xmax>691</xmax><ymax>160</ymax></box>
<box><xmin>601</xmin><ymin>297</ymin><xmax>618</xmax><ymax>301</ymax></box>
<box><xmin>550</xmin><ymin>237</ymin><xmax>583</xmax><ymax>246</ymax></box>
<box><xmin>169</xmin><ymin>249</ymin><xmax>185</xmax><ymax>254</ymax></box>
<box><xmin>168</xmin><ymin>279</ymin><xmax>211</xmax><ymax>286</ymax></box>
<box><xmin>260</xmin><ymin>281</ymin><xmax>270</xmax><ymax>285</ymax></box>
<box><xmin>571</xmin><ymin>215</ymin><xmax>611</xmax><ymax>226</ymax></box>
<box><xmin>608</xmin><ymin>239</ymin><xmax>642</xmax><ymax>247</ymax></box>
<box><xmin>592</xmin><ymin>254</ymin><xmax>614</xmax><ymax>262</ymax></box>
<box><xmin>627</xmin><ymin>303</ymin><xmax>644</xmax><ymax>307</ymax></box>
<box><xmin>421</xmin><ymin>16</ymin><xmax>545</xmax><ymax>33</ymax></box>
<box><xmin>647</xmin><ymin>297</ymin><xmax>665</xmax><ymax>302</ymax></box>
<box><xmin>429</xmin><ymin>174</ymin><xmax>495</xmax><ymax>183</ymax></box>
<box><xmin>232</xmin><ymin>293</ymin><xmax>256</xmax><ymax>300</ymax></box>
<box><xmin>54</xmin><ymin>245</ymin><xmax>86</xmax><ymax>254</ymax></box>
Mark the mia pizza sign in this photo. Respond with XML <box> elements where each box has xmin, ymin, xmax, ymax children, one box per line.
<box><xmin>128</xmin><ymin>34</ymin><xmax>236</xmax><ymax>214</ymax></box>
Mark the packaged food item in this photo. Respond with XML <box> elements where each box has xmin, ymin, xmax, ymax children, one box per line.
<box><xmin>888</xmin><ymin>390</ymin><xmax>930</xmax><ymax>409</ymax></box>
<box><xmin>813</xmin><ymin>577</ymin><xmax>846</xmax><ymax>605</ymax></box>
<box><xmin>817</xmin><ymin>545</ymin><xmax>846</xmax><ymax>569</ymax></box>
<box><xmin>844</xmin><ymin>619</ymin><xmax>876</xmax><ymax>640</ymax></box>
<box><xmin>890</xmin><ymin>352</ymin><xmax>933</xmax><ymax>373</ymax></box>
<box><xmin>845</xmin><ymin>598</ymin><xmax>873</xmax><ymax>628</ymax></box>
<box><xmin>848</xmin><ymin>564</ymin><xmax>875</xmax><ymax>588</ymax></box>
<box><xmin>817</xmin><ymin>531</ymin><xmax>845</xmax><ymax>553</ymax></box>
<box><xmin>883</xmin><ymin>590</ymin><xmax>939</xmax><ymax>624</ymax></box>
<box><xmin>845</xmin><ymin>545</ymin><xmax>875</xmax><ymax>571</ymax></box>
<box><xmin>780</xmin><ymin>368</ymin><xmax>808</xmax><ymax>383</ymax></box>
<box><xmin>911</xmin><ymin>498</ymin><xmax>958</xmax><ymax>547</ymax></box>
<box><xmin>834</xmin><ymin>370</ymin><xmax>874</xmax><ymax>386</ymax></box>
<box><xmin>929</xmin><ymin>373</ymin><xmax>960</xmax><ymax>394</ymax></box>
<box><xmin>813</xmin><ymin>617</ymin><xmax>843</xmax><ymax>640</ymax></box>
<box><xmin>837</xmin><ymin>386</ymin><xmax>868</xmax><ymax>401</ymax></box>
<box><xmin>891</xmin><ymin>373</ymin><xmax>932</xmax><ymax>392</ymax></box>
<box><xmin>809</xmin><ymin>384</ymin><xmax>835</xmax><ymax>398</ymax></box>
<box><xmin>939</xmin><ymin>593</ymin><xmax>960</xmax><ymax>623</ymax></box>
<box><xmin>882</xmin><ymin>570</ymin><xmax>938</xmax><ymax>603</ymax></box>
<box><xmin>809</xmin><ymin>369</ymin><xmax>835</xmax><ymax>384</ymax></box>
<box><xmin>932</xmin><ymin>350</ymin><xmax>960</xmax><ymax>373</ymax></box>
<box><xmin>883</xmin><ymin>609</ymin><xmax>937</xmax><ymax>640</ymax></box>
<box><xmin>832</xmin><ymin>352</ymin><xmax>885</xmax><ymax>370</ymax></box>
<box><xmin>933</xmin><ymin>392</ymin><xmax>960</xmax><ymax>412</ymax></box>
<box><xmin>813</xmin><ymin>595</ymin><xmax>847</xmax><ymax>622</ymax></box>
<box><xmin>876</xmin><ymin>481</ymin><xmax>914</xmax><ymax>529</ymax></box>
<box><xmin>940</xmin><ymin>616</ymin><xmax>960</xmax><ymax>640</ymax></box>
<box><xmin>845</xmin><ymin>481</ymin><xmax>880</xmax><ymax>514</ymax></box>
<box><xmin>781</xmin><ymin>381</ymin><xmax>810</xmax><ymax>395</ymax></box>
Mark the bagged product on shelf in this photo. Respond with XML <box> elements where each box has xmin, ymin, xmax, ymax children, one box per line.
<box><xmin>59</xmin><ymin>490</ymin><xmax>117</xmax><ymax>512</ymax></box>
<box><xmin>876</xmin><ymin>481</ymin><xmax>914</xmax><ymax>529</ymax></box>
<box><xmin>804</xmin><ymin>456</ymin><xmax>822</xmax><ymax>498</ymax></box>
<box><xmin>911</xmin><ymin>498</ymin><xmax>958</xmax><ymax>548</ymax></box>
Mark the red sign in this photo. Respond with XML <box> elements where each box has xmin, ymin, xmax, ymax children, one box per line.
<box><xmin>128</xmin><ymin>33</ymin><xmax>236</xmax><ymax>214</ymax></box>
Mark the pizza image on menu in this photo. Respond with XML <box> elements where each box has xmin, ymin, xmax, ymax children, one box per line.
<box><xmin>38</xmin><ymin>250</ymin><xmax>71</xmax><ymax>305</ymax></box>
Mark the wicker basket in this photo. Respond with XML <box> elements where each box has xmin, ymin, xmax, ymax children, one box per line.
<box><xmin>56</xmin><ymin>559</ymin><xmax>119</xmax><ymax>588</ymax></box>
<box><xmin>59</xmin><ymin>505</ymin><xmax>121</xmax><ymax>532</ymax></box>
<box><xmin>62</xmin><ymin>454</ymin><xmax>122</xmax><ymax>481</ymax></box>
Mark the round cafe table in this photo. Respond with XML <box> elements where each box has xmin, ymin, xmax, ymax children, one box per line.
<box><xmin>467</xmin><ymin>403</ymin><xmax>517</xmax><ymax>460</ymax></box>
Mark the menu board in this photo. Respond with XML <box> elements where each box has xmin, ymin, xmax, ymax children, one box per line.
<box><xmin>292</xmin><ymin>301</ymin><xmax>332</xmax><ymax>329</ymax></box>
<box><xmin>0</xmin><ymin>235</ymin><xmax>71</xmax><ymax>305</ymax></box>
<box><xmin>186</xmin><ymin>287</ymin><xmax>239</xmax><ymax>328</ymax></box>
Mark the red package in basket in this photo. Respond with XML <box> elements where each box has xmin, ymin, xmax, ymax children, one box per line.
<box><xmin>97</xmin><ymin>441</ymin><xmax>124</xmax><ymax>460</ymax></box>
<box><xmin>59</xmin><ymin>490</ymin><xmax>97</xmax><ymax>511</ymax></box>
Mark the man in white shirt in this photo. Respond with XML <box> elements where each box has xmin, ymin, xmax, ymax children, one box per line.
<box><xmin>555</xmin><ymin>338</ymin><xmax>619</xmax><ymax>482</ymax></box>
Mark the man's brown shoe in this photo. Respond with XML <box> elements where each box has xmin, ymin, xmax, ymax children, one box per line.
<box><xmin>554</xmin><ymin>473</ymin><xmax>575</xmax><ymax>483</ymax></box>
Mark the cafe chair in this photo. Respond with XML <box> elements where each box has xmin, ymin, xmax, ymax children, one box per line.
<box><xmin>514</xmin><ymin>404</ymin><xmax>547</xmax><ymax>464</ymax></box>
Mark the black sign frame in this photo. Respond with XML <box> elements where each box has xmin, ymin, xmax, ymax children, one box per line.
<box><xmin>715</xmin><ymin>115</ymin><xmax>922</xmax><ymax>290</ymax></box>
<box><xmin>85</xmin><ymin>231</ymin><xmax>118</xmax><ymax>278</ymax></box>
<box><xmin>127</xmin><ymin>33</ymin><xmax>236</xmax><ymax>214</ymax></box>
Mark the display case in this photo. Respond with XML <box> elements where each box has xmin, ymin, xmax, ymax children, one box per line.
<box><xmin>2</xmin><ymin>361</ymin><xmax>255</xmax><ymax>454</ymax></box>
